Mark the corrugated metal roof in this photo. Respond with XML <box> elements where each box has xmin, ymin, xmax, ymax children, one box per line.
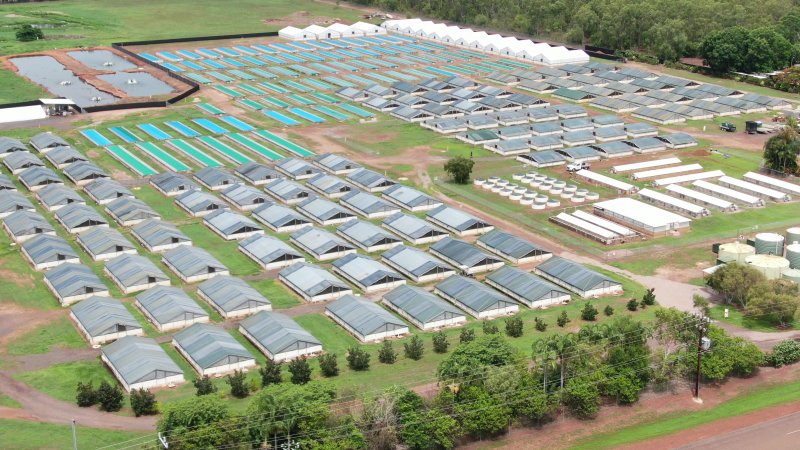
<box><xmin>194</xmin><ymin>167</ymin><xmax>238</xmax><ymax>188</ymax></box>
<box><xmin>106</xmin><ymin>197</ymin><xmax>159</xmax><ymax>223</ymax></box>
<box><xmin>221</xmin><ymin>183</ymin><xmax>267</xmax><ymax>206</ymax></box>
<box><xmin>435</xmin><ymin>275</ymin><xmax>516</xmax><ymax>313</ymax></box>
<box><xmin>535</xmin><ymin>256</ymin><xmax>619</xmax><ymax>291</ymax></box>
<box><xmin>338</xmin><ymin>220</ymin><xmax>400</xmax><ymax>248</ymax></box>
<box><xmin>291</xmin><ymin>226</ymin><xmax>353</xmax><ymax>255</ymax></box>
<box><xmin>276</xmin><ymin>158</ymin><xmax>321</xmax><ymax>178</ymax></box>
<box><xmin>63</xmin><ymin>161</ymin><xmax>108</xmax><ymax>182</ymax></box>
<box><xmin>333</xmin><ymin>253</ymin><xmax>403</xmax><ymax>287</ymax></box>
<box><xmin>235</xmin><ymin>162</ymin><xmax>282</xmax><ymax>183</ymax></box>
<box><xmin>78</xmin><ymin>227</ymin><xmax>136</xmax><ymax>256</ymax></box>
<box><xmin>30</xmin><ymin>132</ymin><xmax>67</xmax><ymax>149</ymax></box>
<box><xmin>136</xmin><ymin>286</ymin><xmax>207</xmax><ymax>325</ymax></box>
<box><xmin>3</xmin><ymin>210</ymin><xmax>54</xmax><ymax>236</ymax></box>
<box><xmin>326</xmin><ymin>295</ymin><xmax>406</xmax><ymax>336</ymax></box>
<box><xmin>131</xmin><ymin>219</ymin><xmax>191</xmax><ymax>248</ymax></box>
<box><xmin>19</xmin><ymin>166</ymin><xmax>62</xmax><ymax>188</ymax></box>
<box><xmin>383</xmin><ymin>212</ymin><xmax>448</xmax><ymax>240</ymax></box>
<box><xmin>252</xmin><ymin>202</ymin><xmax>309</xmax><ymax>228</ymax></box>
<box><xmin>340</xmin><ymin>191</ymin><xmax>398</xmax><ymax>215</ymax></box>
<box><xmin>240</xmin><ymin>310</ymin><xmax>321</xmax><ymax>355</ymax></box>
<box><xmin>71</xmin><ymin>296</ymin><xmax>139</xmax><ymax>337</ymax></box>
<box><xmin>313</xmin><ymin>153</ymin><xmax>361</xmax><ymax>173</ymax></box>
<box><xmin>346</xmin><ymin>168</ymin><xmax>396</xmax><ymax>189</ymax></box>
<box><xmin>427</xmin><ymin>205</ymin><xmax>490</xmax><ymax>232</ymax></box>
<box><xmin>0</xmin><ymin>191</ymin><xmax>35</xmax><ymax>214</ymax></box>
<box><xmin>102</xmin><ymin>336</ymin><xmax>182</xmax><ymax>386</ymax></box>
<box><xmin>431</xmin><ymin>237</ymin><xmax>502</xmax><ymax>270</ymax></box>
<box><xmin>0</xmin><ymin>173</ymin><xmax>14</xmax><ymax>191</ymax></box>
<box><xmin>486</xmin><ymin>266</ymin><xmax>569</xmax><ymax>303</ymax></box>
<box><xmin>163</xmin><ymin>245</ymin><xmax>227</xmax><ymax>277</ymax></box>
<box><xmin>279</xmin><ymin>262</ymin><xmax>350</xmax><ymax>296</ymax></box>
<box><xmin>174</xmin><ymin>323</ymin><xmax>254</xmax><ymax>370</ymax></box>
<box><xmin>204</xmin><ymin>210</ymin><xmax>261</xmax><ymax>236</ymax></box>
<box><xmin>264</xmin><ymin>178</ymin><xmax>312</xmax><ymax>201</ymax></box>
<box><xmin>307</xmin><ymin>173</ymin><xmax>354</xmax><ymax>195</ymax></box>
<box><xmin>383</xmin><ymin>184</ymin><xmax>439</xmax><ymax>210</ymax></box>
<box><xmin>383</xmin><ymin>285</ymin><xmax>465</xmax><ymax>325</ymax></box>
<box><xmin>197</xmin><ymin>275</ymin><xmax>270</xmax><ymax>314</ymax></box>
<box><xmin>55</xmin><ymin>203</ymin><xmax>107</xmax><ymax>229</ymax></box>
<box><xmin>21</xmin><ymin>234</ymin><xmax>78</xmax><ymax>264</ymax></box>
<box><xmin>0</xmin><ymin>136</ymin><xmax>26</xmax><ymax>153</ymax></box>
<box><xmin>45</xmin><ymin>146</ymin><xmax>86</xmax><ymax>166</ymax></box>
<box><xmin>297</xmin><ymin>196</ymin><xmax>355</xmax><ymax>222</ymax></box>
<box><xmin>175</xmin><ymin>189</ymin><xmax>230</xmax><ymax>213</ymax></box>
<box><xmin>4</xmin><ymin>151</ymin><xmax>44</xmax><ymax>171</ymax></box>
<box><xmin>37</xmin><ymin>185</ymin><xmax>84</xmax><ymax>209</ymax></box>
<box><xmin>84</xmin><ymin>179</ymin><xmax>133</xmax><ymax>202</ymax></box>
<box><xmin>105</xmin><ymin>254</ymin><xmax>169</xmax><ymax>287</ymax></box>
<box><xmin>151</xmin><ymin>172</ymin><xmax>199</xmax><ymax>193</ymax></box>
<box><xmin>381</xmin><ymin>245</ymin><xmax>453</xmax><ymax>278</ymax></box>
<box><xmin>478</xmin><ymin>230</ymin><xmax>549</xmax><ymax>260</ymax></box>
<box><xmin>44</xmin><ymin>263</ymin><xmax>108</xmax><ymax>298</ymax></box>
<box><xmin>239</xmin><ymin>234</ymin><xmax>303</xmax><ymax>265</ymax></box>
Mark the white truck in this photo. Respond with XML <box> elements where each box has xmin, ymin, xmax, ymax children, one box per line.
<box><xmin>566</xmin><ymin>162</ymin><xmax>590</xmax><ymax>173</ymax></box>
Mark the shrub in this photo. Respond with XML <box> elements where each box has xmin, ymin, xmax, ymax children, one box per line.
<box><xmin>15</xmin><ymin>24</ymin><xmax>43</xmax><ymax>42</ymax></box>
<box><xmin>505</xmin><ymin>317</ymin><xmax>524</xmax><ymax>337</ymax></box>
<box><xmin>432</xmin><ymin>331</ymin><xmax>449</xmax><ymax>353</ymax></box>
<box><xmin>641</xmin><ymin>288</ymin><xmax>656</xmax><ymax>306</ymax></box>
<box><xmin>76</xmin><ymin>381</ymin><xmax>97</xmax><ymax>407</ymax></box>
<box><xmin>288</xmin><ymin>357</ymin><xmax>312</xmax><ymax>385</ymax></box>
<box><xmin>604</xmin><ymin>305</ymin><xmax>614</xmax><ymax>316</ymax></box>
<box><xmin>534</xmin><ymin>317</ymin><xmax>547</xmax><ymax>332</ymax></box>
<box><xmin>259</xmin><ymin>359</ymin><xmax>282</xmax><ymax>387</ymax></box>
<box><xmin>226</xmin><ymin>370</ymin><xmax>249</xmax><ymax>398</ymax></box>
<box><xmin>459</xmin><ymin>328</ymin><xmax>476</xmax><ymax>344</ymax></box>
<box><xmin>348</xmin><ymin>345</ymin><xmax>371</xmax><ymax>370</ymax></box>
<box><xmin>564</xmin><ymin>376</ymin><xmax>601</xmax><ymax>419</ymax></box>
<box><xmin>556</xmin><ymin>310</ymin><xmax>570</xmax><ymax>327</ymax></box>
<box><xmin>768</xmin><ymin>340</ymin><xmax>800</xmax><ymax>368</ymax></box>
<box><xmin>404</xmin><ymin>335</ymin><xmax>425</xmax><ymax>360</ymax></box>
<box><xmin>482</xmin><ymin>321</ymin><xmax>499</xmax><ymax>335</ymax></box>
<box><xmin>318</xmin><ymin>353</ymin><xmax>339</xmax><ymax>377</ymax></box>
<box><xmin>581</xmin><ymin>303</ymin><xmax>598</xmax><ymax>321</ymax></box>
<box><xmin>96</xmin><ymin>381</ymin><xmax>124</xmax><ymax>412</ymax></box>
<box><xmin>193</xmin><ymin>375</ymin><xmax>217</xmax><ymax>396</ymax></box>
<box><xmin>130</xmin><ymin>388</ymin><xmax>158</xmax><ymax>417</ymax></box>
<box><xmin>627</xmin><ymin>299</ymin><xmax>639</xmax><ymax>311</ymax></box>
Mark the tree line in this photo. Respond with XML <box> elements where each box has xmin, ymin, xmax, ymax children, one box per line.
<box><xmin>353</xmin><ymin>0</ymin><xmax>800</xmax><ymax>72</ymax></box>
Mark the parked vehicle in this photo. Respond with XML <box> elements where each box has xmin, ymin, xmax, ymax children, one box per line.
<box><xmin>566</xmin><ymin>162</ymin><xmax>590</xmax><ymax>173</ymax></box>
<box><xmin>719</xmin><ymin>122</ymin><xmax>736</xmax><ymax>132</ymax></box>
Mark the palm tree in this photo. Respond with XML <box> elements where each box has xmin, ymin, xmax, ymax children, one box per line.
<box><xmin>531</xmin><ymin>340</ymin><xmax>558</xmax><ymax>394</ymax></box>
<box><xmin>545</xmin><ymin>333</ymin><xmax>577</xmax><ymax>390</ymax></box>
<box><xmin>764</xmin><ymin>118</ymin><xmax>800</xmax><ymax>174</ymax></box>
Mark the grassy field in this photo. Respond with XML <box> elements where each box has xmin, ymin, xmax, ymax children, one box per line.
<box><xmin>0</xmin><ymin>394</ymin><xmax>21</xmax><ymax>409</ymax></box>
<box><xmin>0</xmin><ymin>419</ymin><xmax>148</xmax><ymax>449</ymax></box>
<box><xmin>570</xmin><ymin>373</ymin><xmax>800</xmax><ymax>449</ymax></box>
<box><xmin>5</xmin><ymin>316</ymin><xmax>85</xmax><ymax>356</ymax></box>
<box><xmin>0</xmin><ymin>68</ymin><xmax>47</xmax><ymax>104</ymax></box>
<box><xmin>178</xmin><ymin>223</ymin><xmax>262</xmax><ymax>277</ymax></box>
<box><xmin>0</xmin><ymin>230</ymin><xmax>59</xmax><ymax>311</ymax></box>
<box><xmin>247</xmin><ymin>279</ymin><xmax>302</xmax><ymax>309</ymax></box>
<box><xmin>14</xmin><ymin>360</ymin><xmax>116</xmax><ymax>404</ymax></box>
<box><xmin>708</xmin><ymin>304</ymin><xmax>800</xmax><ymax>332</ymax></box>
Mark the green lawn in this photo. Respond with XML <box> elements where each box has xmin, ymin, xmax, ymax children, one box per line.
<box><xmin>14</xmin><ymin>360</ymin><xmax>116</xmax><ymax>404</ymax></box>
<box><xmin>0</xmin><ymin>68</ymin><xmax>47</xmax><ymax>104</ymax></box>
<box><xmin>248</xmin><ymin>279</ymin><xmax>301</xmax><ymax>309</ymax></box>
<box><xmin>177</xmin><ymin>223</ymin><xmax>261</xmax><ymax>276</ymax></box>
<box><xmin>0</xmin><ymin>232</ymin><xmax>58</xmax><ymax>310</ymax></box>
<box><xmin>0</xmin><ymin>393</ymin><xmax>21</xmax><ymax>409</ymax></box>
<box><xmin>708</xmin><ymin>304</ymin><xmax>800</xmax><ymax>332</ymax></box>
<box><xmin>570</xmin><ymin>373</ymin><xmax>800</xmax><ymax>449</ymax></box>
<box><xmin>5</xmin><ymin>316</ymin><xmax>86</xmax><ymax>356</ymax></box>
<box><xmin>0</xmin><ymin>419</ymin><xmax>148</xmax><ymax>449</ymax></box>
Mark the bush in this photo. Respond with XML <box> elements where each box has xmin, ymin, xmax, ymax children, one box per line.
<box><xmin>193</xmin><ymin>375</ymin><xmax>218</xmax><ymax>396</ymax></box>
<box><xmin>459</xmin><ymin>328</ymin><xmax>476</xmax><ymax>344</ymax></box>
<box><xmin>557</xmin><ymin>311</ymin><xmax>570</xmax><ymax>327</ymax></box>
<box><xmin>130</xmin><ymin>388</ymin><xmax>158</xmax><ymax>417</ymax></box>
<box><xmin>432</xmin><ymin>331</ymin><xmax>450</xmax><ymax>353</ymax></box>
<box><xmin>76</xmin><ymin>381</ymin><xmax>97</xmax><ymax>407</ymax></box>
<box><xmin>482</xmin><ymin>321</ymin><xmax>499</xmax><ymax>335</ymax></box>
<box><xmin>604</xmin><ymin>305</ymin><xmax>614</xmax><ymax>316</ymax></box>
<box><xmin>348</xmin><ymin>345</ymin><xmax>371</xmax><ymax>370</ymax></box>
<box><xmin>404</xmin><ymin>335</ymin><xmax>425</xmax><ymax>360</ymax></box>
<box><xmin>96</xmin><ymin>381</ymin><xmax>124</xmax><ymax>412</ymax></box>
<box><xmin>15</xmin><ymin>24</ymin><xmax>43</xmax><ymax>42</ymax></box>
<box><xmin>505</xmin><ymin>317</ymin><xmax>524</xmax><ymax>337</ymax></box>
<box><xmin>288</xmin><ymin>357</ymin><xmax>312</xmax><ymax>384</ymax></box>
<box><xmin>564</xmin><ymin>376</ymin><xmax>601</xmax><ymax>419</ymax></box>
<box><xmin>642</xmin><ymin>288</ymin><xmax>656</xmax><ymax>306</ymax></box>
<box><xmin>534</xmin><ymin>317</ymin><xmax>547</xmax><ymax>332</ymax></box>
<box><xmin>259</xmin><ymin>360</ymin><xmax>282</xmax><ymax>387</ymax></box>
<box><xmin>581</xmin><ymin>303</ymin><xmax>598</xmax><ymax>321</ymax></box>
<box><xmin>318</xmin><ymin>353</ymin><xmax>339</xmax><ymax>377</ymax></box>
<box><xmin>226</xmin><ymin>370</ymin><xmax>249</xmax><ymax>398</ymax></box>
<box><xmin>627</xmin><ymin>299</ymin><xmax>639</xmax><ymax>311</ymax></box>
<box><xmin>768</xmin><ymin>340</ymin><xmax>800</xmax><ymax>368</ymax></box>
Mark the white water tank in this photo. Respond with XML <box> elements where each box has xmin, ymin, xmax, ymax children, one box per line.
<box><xmin>745</xmin><ymin>254</ymin><xmax>790</xmax><ymax>280</ymax></box>
<box><xmin>718</xmin><ymin>242</ymin><xmax>756</xmax><ymax>264</ymax></box>
<box><xmin>754</xmin><ymin>232</ymin><xmax>785</xmax><ymax>255</ymax></box>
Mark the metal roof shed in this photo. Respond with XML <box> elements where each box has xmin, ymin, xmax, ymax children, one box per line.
<box><xmin>18</xmin><ymin>166</ymin><xmax>63</xmax><ymax>191</ymax></box>
<box><xmin>340</xmin><ymin>190</ymin><xmax>400</xmax><ymax>219</ymax></box>
<box><xmin>290</xmin><ymin>226</ymin><xmax>355</xmax><ymax>261</ymax></box>
<box><xmin>235</xmin><ymin>162</ymin><xmax>282</xmax><ymax>186</ymax></box>
<box><xmin>220</xmin><ymin>183</ymin><xmax>268</xmax><ymax>211</ymax></box>
<box><xmin>517</xmin><ymin>150</ymin><xmax>567</xmax><ymax>168</ymax></box>
<box><xmin>239</xmin><ymin>234</ymin><xmax>304</xmax><ymax>270</ymax></box>
<box><xmin>44</xmin><ymin>145</ymin><xmax>87</xmax><ymax>169</ymax></box>
<box><xmin>130</xmin><ymin>219</ymin><xmax>191</xmax><ymax>252</ymax></box>
<box><xmin>477</xmin><ymin>229</ymin><xmax>551</xmax><ymax>264</ymax></box>
<box><xmin>197</xmin><ymin>275</ymin><xmax>271</xmax><ymax>318</ymax></box>
<box><xmin>2</xmin><ymin>210</ymin><xmax>55</xmax><ymax>243</ymax></box>
<box><xmin>276</xmin><ymin>158</ymin><xmax>322</xmax><ymax>181</ymax></box>
<box><xmin>279</xmin><ymin>262</ymin><xmax>352</xmax><ymax>302</ymax></box>
<box><xmin>252</xmin><ymin>201</ymin><xmax>310</xmax><ymax>232</ymax></box>
<box><xmin>325</xmin><ymin>295</ymin><xmax>408</xmax><ymax>342</ymax></box>
<box><xmin>21</xmin><ymin>234</ymin><xmax>80</xmax><ymax>271</ymax></box>
<box><xmin>434</xmin><ymin>275</ymin><xmax>519</xmax><ymax>319</ymax></box>
<box><xmin>296</xmin><ymin>196</ymin><xmax>356</xmax><ymax>226</ymax></box>
<box><xmin>337</xmin><ymin>219</ymin><xmax>402</xmax><ymax>252</ymax></box>
<box><xmin>173</xmin><ymin>323</ymin><xmax>256</xmax><ymax>376</ymax></box>
<box><xmin>332</xmin><ymin>253</ymin><xmax>406</xmax><ymax>293</ymax></box>
<box><xmin>239</xmin><ymin>311</ymin><xmax>323</xmax><ymax>361</ymax></box>
<box><xmin>77</xmin><ymin>226</ymin><xmax>137</xmax><ymax>261</ymax></box>
<box><xmin>4</xmin><ymin>151</ymin><xmax>44</xmax><ymax>174</ymax></box>
<box><xmin>162</xmin><ymin>245</ymin><xmax>229</xmax><ymax>283</ymax></box>
<box><xmin>193</xmin><ymin>167</ymin><xmax>239</xmax><ymax>191</ymax></box>
<box><xmin>0</xmin><ymin>173</ymin><xmax>14</xmax><ymax>191</ymax></box>
<box><xmin>135</xmin><ymin>286</ymin><xmax>209</xmax><ymax>332</ymax></box>
<box><xmin>104</xmin><ymin>254</ymin><xmax>170</xmax><ymax>294</ymax></box>
<box><xmin>382</xmin><ymin>212</ymin><xmax>448</xmax><ymax>245</ymax></box>
<box><xmin>55</xmin><ymin>203</ymin><xmax>108</xmax><ymax>234</ymax></box>
<box><xmin>264</xmin><ymin>178</ymin><xmax>313</xmax><ymax>204</ymax></box>
<box><xmin>382</xmin><ymin>285</ymin><xmax>466</xmax><ymax>330</ymax></box>
<box><xmin>204</xmin><ymin>209</ymin><xmax>263</xmax><ymax>240</ymax></box>
<box><xmin>533</xmin><ymin>256</ymin><xmax>622</xmax><ymax>298</ymax></box>
<box><xmin>430</xmin><ymin>237</ymin><xmax>504</xmax><ymax>275</ymax></box>
<box><xmin>175</xmin><ymin>189</ymin><xmax>230</xmax><ymax>217</ymax></box>
<box><xmin>101</xmin><ymin>336</ymin><xmax>184</xmax><ymax>392</ymax></box>
<box><xmin>485</xmin><ymin>266</ymin><xmax>570</xmax><ymax>308</ymax></box>
<box><xmin>70</xmin><ymin>296</ymin><xmax>142</xmax><ymax>345</ymax></box>
<box><xmin>105</xmin><ymin>197</ymin><xmax>160</xmax><ymax>226</ymax></box>
<box><xmin>29</xmin><ymin>132</ymin><xmax>68</xmax><ymax>152</ymax></box>
<box><xmin>0</xmin><ymin>136</ymin><xmax>27</xmax><ymax>158</ymax></box>
<box><xmin>381</xmin><ymin>244</ymin><xmax>455</xmax><ymax>283</ymax></box>
<box><xmin>150</xmin><ymin>172</ymin><xmax>199</xmax><ymax>197</ymax></box>
<box><xmin>382</xmin><ymin>184</ymin><xmax>441</xmax><ymax>212</ymax></box>
<box><xmin>593</xmin><ymin>197</ymin><xmax>691</xmax><ymax>235</ymax></box>
<box><xmin>346</xmin><ymin>168</ymin><xmax>396</xmax><ymax>193</ymax></box>
<box><xmin>63</xmin><ymin>161</ymin><xmax>109</xmax><ymax>186</ymax></box>
<box><xmin>306</xmin><ymin>173</ymin><xmax>355</xmax><ymax>199</ymax></box>
<box><xmin>44</xmin><ymin>263</ymin><xmax>109</xmax><ymax>306</ymax></box>
<box><xmin>0</xmin><ymin>191</ymin><xmax>35</xmax><ymax>218</ymax></box>
<box><xmin>426</xmin><ymin>205</ymin><xmax>493</xmax><ymax>236</ymax></box>
<box><xmin>312</xmin><ymin>153</ymin><xmax>362</xmax><ymax>175</ymax></box>
<box><xmin>83</xmin><ymin>178</ymin><xmax>133</xmax><ymax>205</ymax></box>
<box><xmin>656</xmin><ymin>133</ymin><xmax>698</xmax><ymax>149</ymax></box>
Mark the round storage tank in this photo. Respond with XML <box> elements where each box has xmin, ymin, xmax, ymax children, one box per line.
<box><xmin>745</xmin><ymin>254</ymin><xmax>790</xmax><ymax>280</ymax></box>
<box><xmin>787</xmin><ymin>227</ymin><xmax>800</xmax><ymax>245</ymax></box>
<box><xmin>754</xmin><ymin>233</ymin><xmax>785</xmax><ymax>255</ymax></box>
<box><xmin>782</xmin><ymin>268</ymin><xmax>800</xmax><ymax>283</ymax></box>
<box><xmin>786</xmin><ymin>243</ymin><xmax>800</xmax><ymax>269</ymax></box>
<box><xmin>718</xmin><ymin>242</ymin><xmax>756</xmax><ymax>264</ymax></box>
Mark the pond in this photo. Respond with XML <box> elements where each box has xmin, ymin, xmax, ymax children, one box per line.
<box><xmin>96</xmin><ymin>72</ymin><xmax>175</xmax><ymax>97</ymax></box>
<box><xmin>66</xmin><ymin>50</ymin><xmax>137</xmax><ymax>71</ymax></box>
<box><xmin>10</xmin><ymin>55</ymin><xmax>119</xmax><ymax>107</ymax></box>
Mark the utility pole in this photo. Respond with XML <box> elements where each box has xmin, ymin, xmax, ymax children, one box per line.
<box><xmin>693</xmin><ymin>315</ymin><xmax>712</xmax><ymax>403</ymax></box>
<box><xmin>71</xmin><ymin>419</ymin><xmax>77</xmax><ymax>450</ymax></box>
